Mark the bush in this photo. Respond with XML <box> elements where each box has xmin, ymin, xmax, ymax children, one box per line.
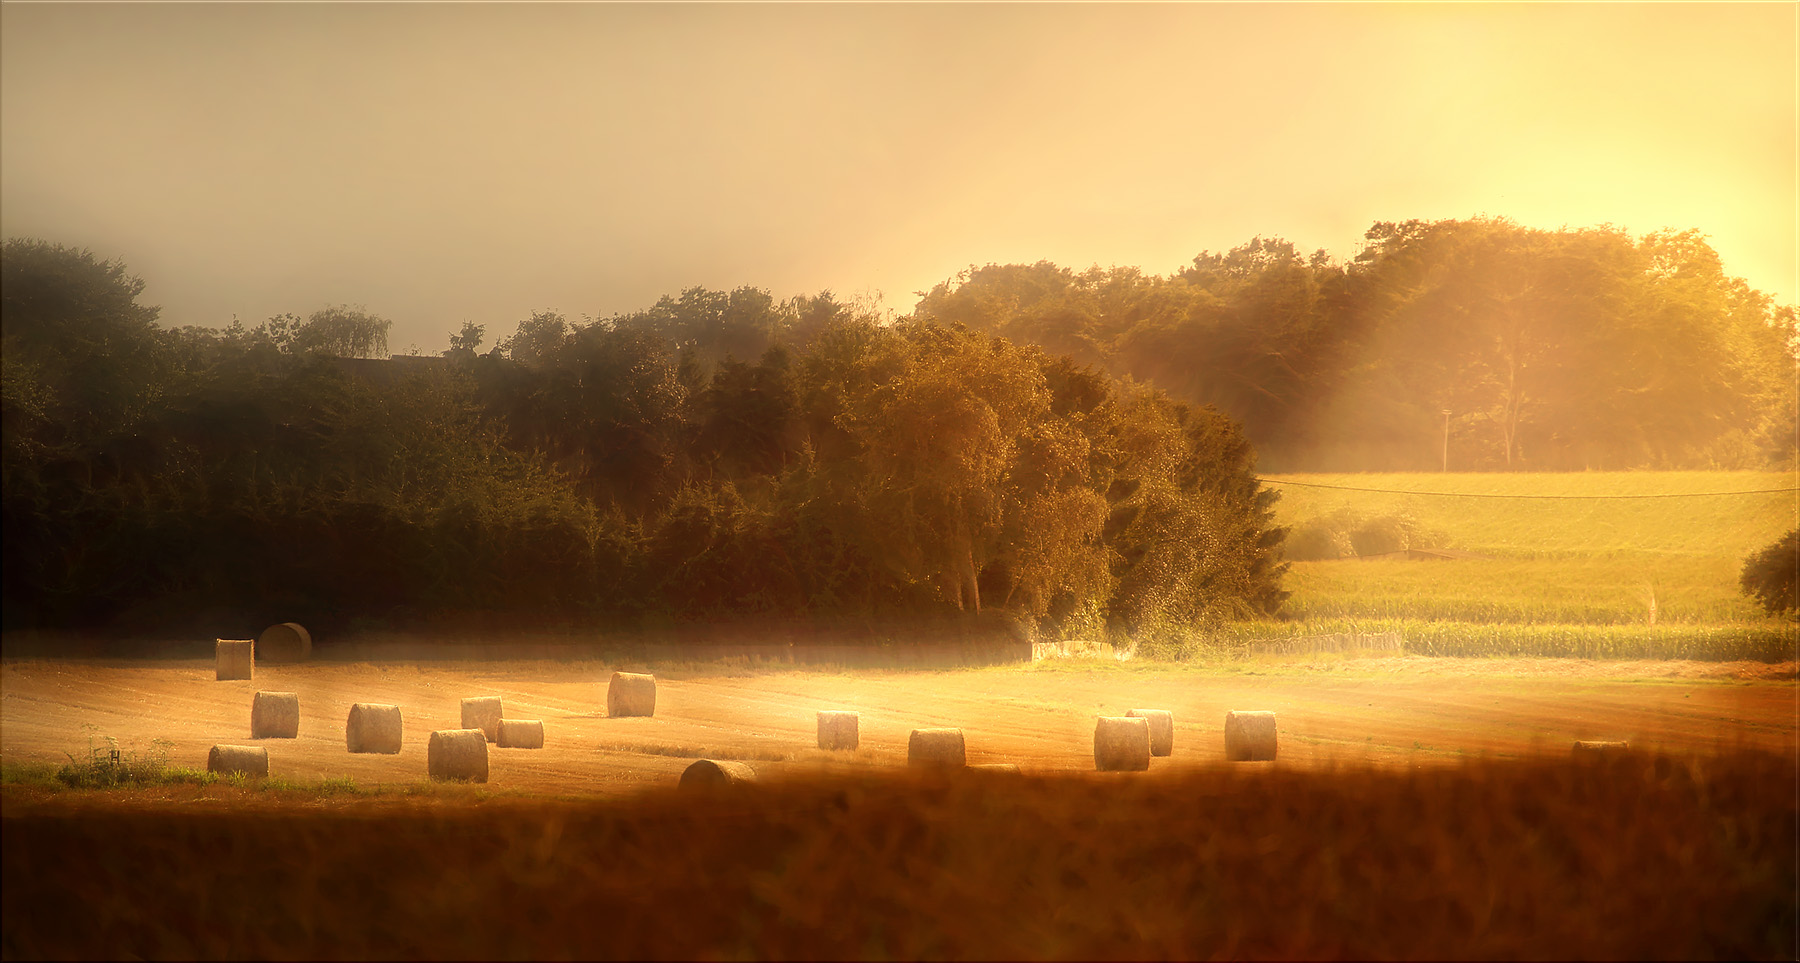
<box><xmin>1740</xmin><ymin>529</ymin><xmax>1799</xmax><ymax>617</ymax></box>
<box><xmin>1283</xmin><ymin>517</ymin><xmax>1354</xmax><ymax>561</ymax></box>
<box><xmin>1350</xmin><ymin>513</ymin><xmax>1414</xmax><ymax>555</ymax></box>
<box><xmin>1284</xmin><ymin>509</ymin><xmax>1440</xmax><ymax>560</ymax></box>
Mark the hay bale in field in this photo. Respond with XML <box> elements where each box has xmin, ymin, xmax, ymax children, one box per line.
<box><xmin>1094</xmin><ymin>716</ymin><xmax>1151</xmax><ymax>771</ymax></box>
<box><xmin>346</xmin><ymin>703</ymin><xmax>403</xmax><ymax>754</ymax></box>
<box><xmin>816</xmin><ymin>710</ymin><xmax>860</xmax><ymax>751</ymax></box>
<box><xmin>496</xmin><ymin>719</ymin><xmax>544</xmax><ymax>749</ymax></box>
<box><xmin>461</xmin><ymin>696</ymin><xmax>503</xmax><ymax>741</ymax></box>
<box><xmin>256</xmin><ymin>622</ymin><xmax>312</xmax><ymax>663</ymax></box>
<box><xmin>250</xmin><ymin>691</ymin><xmax>299</xmax><ymax>739</ymax></box>
<box><xmin>1572</xmin><ymin>740</ymin><xmax>1629</xmax><ymax>757</ymax></box>
<box><xmin>907</xmin><ymin>728</ymin><xmax>966</xmax><ymax>768</ymax></box>
<box><xmin>427</xmin><ymin>729</ymin><xmax>489</xmax><ymax>782</ymax></box>
<box><xmin>215</xmin><ymin>639</ymin><xmax>253</xmax><ymax>681</ymax></box>
<box><xmin>207</xmin><ymin>745</ymin><xmax>268</xmax><ymax>777</ymax></box>
<box><xmin>607</xmin><ymin>671</ymin><xmax>656</xmax><ymax>717</ymax></box>
<box><xmin>1224</xmin><ymin>710</ymin><xmax>1278</xmax><ymax>761</ymax></box>
<box><xmin>678</xmin><ymin>758</ymin><xmax>757</xmax><ymax>789</ymax></box>
<box><xmin>1126</xmin><ymin>708</ymin><xmax>1174</xmax><ymax>756</ymax></box>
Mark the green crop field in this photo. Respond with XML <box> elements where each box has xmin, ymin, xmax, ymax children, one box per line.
<box><xmin>1229</xmin><ymin>471</ymin><xmax>1798</xmax><ymax>660</ymax></box>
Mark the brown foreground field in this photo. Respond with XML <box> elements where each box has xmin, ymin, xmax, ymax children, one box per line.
<box><xmin>3</xmin><ymin>655</ymin><xmax>1797</xmax><ymax>960</ymax></box>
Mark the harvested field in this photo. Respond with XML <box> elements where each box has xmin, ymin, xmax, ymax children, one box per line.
<box><xmin>2</xmin><ymin>653</ymin><xmax>1796</xmax><ymax>960</ymax></box>
<box><xmin>2</xmin><ymin>657</ymin><xmax>1795</xmax><ymax>792</ymax></box>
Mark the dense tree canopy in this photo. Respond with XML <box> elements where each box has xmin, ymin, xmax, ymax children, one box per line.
<box><xmin>914</xmin><ymin>219</ymin><xmax>1798</xmax><ymax>472</ymax></box>
<box><xmin>1</xmin><ymin>240</ymin><xmax>1286</xmax><ymax>642</ymax></box>
<box><xmin>10</xmin><ymin>219</ymin><xmax>1788</xmax><ymax>642</ymax></box>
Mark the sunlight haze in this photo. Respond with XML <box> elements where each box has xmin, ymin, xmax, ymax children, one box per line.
<box><xmin>2</xmin><ymin>2</ymin><xmax>1793</xmax><ymax>354</ymax></box>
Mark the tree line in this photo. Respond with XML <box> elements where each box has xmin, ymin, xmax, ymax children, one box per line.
<box><xmin>9</xmin><ymin>218</ymin><xmax>1790</xmax><ymax>641</ymax></box>
<box><xmin>914</xmin><ymin>218</ymin><xmax>1797</xmax><ymax>472</ymax></box>
<box><xmin>1</xmin><ymin>239</ymin><xmax>1287</xmax><ymax>641</ymax></box>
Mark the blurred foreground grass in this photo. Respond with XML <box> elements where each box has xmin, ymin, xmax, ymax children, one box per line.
<box><xmin>4</xmin><ymin>750</ymin><xmax>1792</xmax><ymax>960</ymax></box>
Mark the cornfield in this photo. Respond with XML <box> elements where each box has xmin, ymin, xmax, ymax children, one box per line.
<box><xmin>1258</xmin><ymin>471</ymin><xmax>1797</xmax><ymax>661</ymax></box>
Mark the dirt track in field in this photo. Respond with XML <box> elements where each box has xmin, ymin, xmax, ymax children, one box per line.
<box><xmin>2</xmin><ymin>656</ymin><xmax>1794</xmax><ymax>795</ymax></box>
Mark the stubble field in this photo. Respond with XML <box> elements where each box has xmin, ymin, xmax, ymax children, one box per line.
<box><xmin>2</xmin><ymin>655</ymin><xmax>1795</xmax><ymax>791</ymax></box>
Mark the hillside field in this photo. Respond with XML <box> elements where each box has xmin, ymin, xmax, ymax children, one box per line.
<box><xmin>1241</xmin><ymin>470</ymin><xmax>1798</xmax><ymax>659</ymax></box>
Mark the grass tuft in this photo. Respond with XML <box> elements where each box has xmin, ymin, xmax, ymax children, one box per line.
<box><xmin>51</xmin><ymin>728</ymin><xmax>204</xmax><ymax>789</ymax></box>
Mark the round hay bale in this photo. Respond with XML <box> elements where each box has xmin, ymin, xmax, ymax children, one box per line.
<box><xmin>427</xmin><ymin>728</ymin><xmax>489</xmax><ymax>782</ymax></box>
<box><xmin>1572</xmin><ymin>740</ymin><xmax>1629</xmax><ymax>757</ymax></box>
<box><xmin>1126</xmin><ymin>708</ymin><xmax>1174</xmax><ymax>757</ymax></box>
<box><xmin>607</xmin><ymin>671</ymin><xmax>656</xmax><ymax>718</ymax></box>
<box><xmin>907</xmin><ymin>728</ymin><xmax>966</xmax><ymax>768</ymax></box>
<box><xmin>1094</xmin><ymin>716</ymin><xmax>1151</xmax><ymax>771</ymax></box>
<box><xmin>461</xmin><ymin>696</ymin><xmax>503</xmax><ymax>742</ymax></box>
<box><xmin>207</xmin><ymin>745</ymin><xmax>268</xmax><ymax>777</ymax></box>
<box><xmin>346</xmin><ymin>703</ymin><xmax>403</xmax><ymax>754</ymax></box>
<box><xmin>496</xmin><ymin>718</ymin><xmax>545</xmax><ymax>749</ymax></box>
<box><xmin>250</xmin><ymin>691</ymin><xmax>300</xmax><ymax>739</ymax></box>
<box><xmin>817</xmin><ymin>710</ymin><xmax>860</xmax><ymax>751</ymax></box>
<box><xmin>214</xmin><ymin>639</ymin><xmax>254</xmax><ymax>681</ymax></box>
<box><xmin>1224</xmin><ymin>710</ymin><xmax>1278</xmax><ymax>761</ymax></box>
<box><xmin>679</xmin><ymin>758</ymin><xmax>757</xmax><ymax>789</ymax></box>
<box><xmin>256</xmin><ymin>622</ymin><xmax>312</xmax><ymax>663</ymax></box>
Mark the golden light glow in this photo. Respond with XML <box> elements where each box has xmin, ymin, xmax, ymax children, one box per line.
<box><xmin>1</xmin><ymin>3</ymin><xmax>1791</xmax><ymax>352</ymax></box>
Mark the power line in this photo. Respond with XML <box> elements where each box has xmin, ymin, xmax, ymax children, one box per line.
<box><xmin>1253</xmin><ymin>477</ymin><xmax>1800</xmax><ymax>500</ymax></box>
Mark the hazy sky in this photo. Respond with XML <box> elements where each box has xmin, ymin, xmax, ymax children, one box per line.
<box><xmin>3</xmin><ymin>2</ymin><xmax>1794</xmax><ymax>355</ymax></box>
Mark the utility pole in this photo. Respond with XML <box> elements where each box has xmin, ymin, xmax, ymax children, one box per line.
<box><xmin>1441</xmin><ymin>409</ymin><xmax>1452</xmax><ymax>472</ymax></box>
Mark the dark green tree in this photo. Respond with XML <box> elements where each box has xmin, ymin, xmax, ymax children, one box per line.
<box><xmin>1740</xmin><ymin>530</ymin><xmax>1799</xmax><ymax>618</ymax></box>
<box><xmin>444</xmin><ymin>321</ymin><xmax>486</xmax><ymax>360</ymax></box>
<box><xmin>1</xmin><ymin>239</ymin><xmax>169</xmax><ymax>445</ymax></box>
<box><xmin>4</xmin><ymin>239</ymin><xmax>1293</xmax><ymax>641</ymax></box>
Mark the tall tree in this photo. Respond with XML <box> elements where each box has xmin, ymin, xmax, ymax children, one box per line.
<box><xmin>1</xmin><ymin>239</ymin><xmax>169</xmax><ymax>446</ymax></box>
<box><xmin>294</xmin><ymin>305</ymin><xmax>392</xmax><ymax>359</ymax></box>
